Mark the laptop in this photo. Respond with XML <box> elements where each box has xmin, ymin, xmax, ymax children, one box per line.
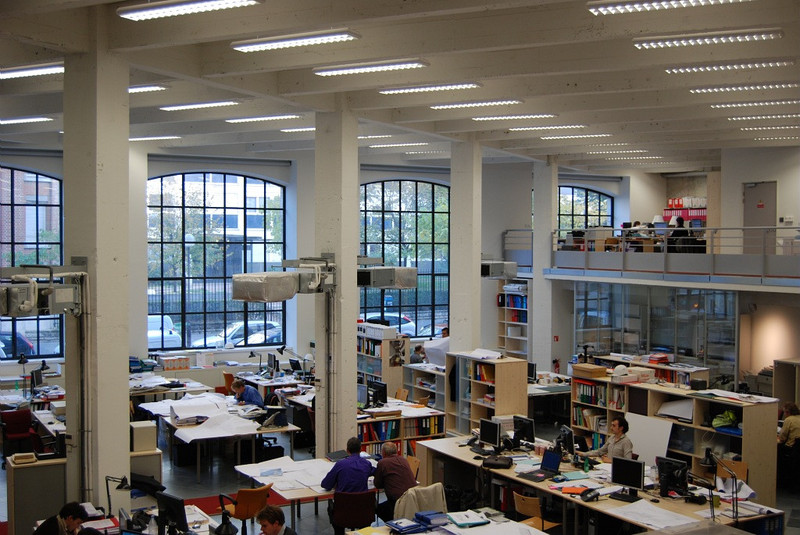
<box><xmin>521</xmin><ymin>449</ymin><xmax>562</xmax><ymax>482</ymax></box>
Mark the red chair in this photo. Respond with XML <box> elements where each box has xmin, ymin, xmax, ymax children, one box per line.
<box><xmin>331</xmin><ymin>491</ymin><xmax>375</xmax><ymax>534</ymax></box>
<box><xmin>0</xmin><ymin>409</ymin><xmax>38</xmax><ymax>469</ymax></box>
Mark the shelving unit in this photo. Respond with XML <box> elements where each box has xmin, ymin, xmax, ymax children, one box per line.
<box><xmin>445</xmin><ymin>352</ymin><xmax>527</xmax><ymax>435</ymax></box>
<box><xmin>592</xmin><ymin>354</ymin><xmax>710</xmax><ymax>386</ymax></box>
<box><xmin>356</xmin><ymin>322</ymin><xmax>407</xmax><ymax>395</ymax></box>
<box><xmin>569</xmin><ymin>376</ymin><xmax>778</xmax><ymax>506</ymax></box>
<box><xmin>496</xmin><ymin>279</ymin><xmax>530</xmax><ymax>360</ymax></box>
<box><xmin>357</xmin><ymin>411</ymin><xmax>446</xmax><ymax>456</ymax></box>
<box><xmin>773</xmin><ymin>359</ymin><xmax>800</xmax><ymax>404</ymax></box>
<box><xmin>403</xmin><ymin>364</ymin><xmax>446</xmax><ymax>410</ymax></box>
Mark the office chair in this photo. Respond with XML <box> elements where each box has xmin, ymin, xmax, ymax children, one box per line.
<box><xmin>218</xmin><ymin>483</ymin><xmax>273</xmax><ymax>535</ymax></box>
<box><xmin>0</xmin><ymin>409</ymin><xmax>38</xmax><ymax>469</ymax></box>
<box><xmin>395</xmin><ymin>388</ymin><xmax>409</xmax><ymax>402</ymax></box>
<box><xmin>513</xmin><ymin>491</ymin><xmax>561</xmax><ymax>532</ymax></box>
<box><xmin>331</xmin><ymin>491</ymin><xmax>375</xmax><ymax>533</ymax></box>
<box><xmin>222</xmin><ymin>372</ymin><xmax>235</xmax><ymax>395</ymax></box>
<box><xmin>306</xmin><ymin>405</ymin><xmax>316</xmax><ymax>456</ymax></box>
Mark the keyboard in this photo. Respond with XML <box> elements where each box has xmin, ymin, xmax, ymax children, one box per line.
<box><xmin>609</xmin><ymin>491</ymin><xmax>641</xmax><ymax>503</ymax></box>
<box><xmin>470</xmin><ymin>445</ymin><xmax>494</xmax><ymax>456</ymax></box>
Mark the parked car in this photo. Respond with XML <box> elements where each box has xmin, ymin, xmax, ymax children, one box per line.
<box><xmin>236</xmin><ymin>323</ymin><xmax>282</xmax><ymax>346</ymax></box>
<box><xmin>360</xmin><ymin>313</ymin><xmax>416</xmax><ymax>336</ymax></box>
<box><xmin>193</xmin><ymin>320</ymin><xmax>280</xmax><ymax>348</ymax></box>
<box><xmin>418</xmin><ymin>323</ymin><xmax>448</xmax><ymax>337</ymax></box>
<box><xmin>147</xmin><ymin>315</ymin><xmax>182</xmax><ymax>349</ymax></box>
<box><xmin>0</xmin><ymin>331</ymin><xmax>35</xmax><ymax>357</ymax></box>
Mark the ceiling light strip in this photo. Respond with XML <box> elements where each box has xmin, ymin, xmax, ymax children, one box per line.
<box><xmin>430</xmin><ymin>99</ymin><xmax>521</xmax><ymax>110</ymax></box>
<box><xmin>690</xmin><ymin>82</ymin><xmax>799</xmax><ymax>93</ymax></box>
<box><xmin>509</xmin><ymin>125</ymin><xmax>585</xmax><ymax>131</ymax></box>
<box><xmin>313</xmin><ymin>59</ymin><xmax>428</xmax><ymax>77</ymax></box>
<box><xmin>226</xmin><ymin>114</ymin><xmax>302</xmax><ymax>123</ymax></box>
<box><xmin>606</xmin><ymin>156</ymin><xmax>664</xmax><ymax>160</ymax></box>
<box><xmin>130</xmin><ymin>136</ymin><xmax>182</xmax><ymax>141</ymax></box>
<box><xmin>358</xmin><ymin>135</ymin><xmax>392</xmax><ymax>139</ymax></box>
<box><xmin>728</xmin><ymin>113</ymin><xmax>800</xmax><ymax>120</ymax></box>
<box><xmin>754</xmin><ymin>136</ymin><xmax>800</xmax><ymax>141</ymax></box>
<box><xmin>740</xmin><ymin>125</ymin><xmax>800</xmax><ymax>130</ymax></box>
<box><xmin>472</xmin><ymin>114</ymin><xmax>557</xmax><ymax>121</ymax></box>
<box><xmin>128</xmin><ymin>84</ymin><xmax>168</xmax><ymax>94</ymax></box>
<box><xmin>281</xmin><ymin>127</ymin><xmax>316</xmax><ymax>133</ymax></box>
<box><xmin>0</xmin><ymin>62</ymin><xmax>64</xmax><ymax>80</ymax></box>
<box><xmin>633</xmin><ymin>28</ymin><xmax>782</xmax><ymax>49</ymax></box>
<box><xmin>588</xmin><ymin>0</ymin><xmax>752</xmax><ymax>16</ymax></box>
<box><xmin>665</xmin><ymin>59</ymin><xmax>794</xmax><ymax>74</ymax></box>
<box><xmin>587</xmin><ymin>150</ymin><xmax>648</xmax><ymax>154</ymax></box>
<box><xmin>118</xmin><ymin>0</ymin><xmax>262</xmax><ymax>21</ymax></box>
<box><xmin>160</xmin><ymin>101</ymin><xmax>238</xmax><ymax>111</ymax></box>
<box><xmin>232</xmin><ymin>30</ymin><xmax>359</xmax><ymax>52</ymax></box>
<box><xmin>369</xmin><ymin>142</ymin><xmax>429</xmax><ymax>148</ymax></box>
<box><xmin>0</xmin><ymin>117</ymin><xmax>53</xmax><ymax>125</ymax></box>
<box><xmin>711</xmin><ymin>99</ymin><xmax>800</xmax><ymax>108</ymax></box>
<box><xmin>379</xmin><ymin>83</ymin><xmax>480</xmax><ymax>95</ymax></box>
<box><xmin>540</xmin><ymin>134</ymin><xmax>612</xmax><ymax>140</ymax></box>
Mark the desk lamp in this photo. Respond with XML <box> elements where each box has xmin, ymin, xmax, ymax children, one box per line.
<box><xmin>248</xmin><ymin>351</ymin><xmax>263</xmax><ymax>372</ymax></box>
<box><xmin>215</xmin><ymin>495</ymin><xmax>239</xmax><ymax>535</ymax></box>
<box><xmin>105</xmin><ymin>475</ymin><xmax>131</xmax><ymax>518</ymax></box>
<box><xmin>17</xmin><ymin>355</ymin><xmax>29</xmax><ymax>398</ymax></box>
<box><xmin>39</xmin><ymin>359</ymin><xmax>50</xmax><ymax>371</ymax></box>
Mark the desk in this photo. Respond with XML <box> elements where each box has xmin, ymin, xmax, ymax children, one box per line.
<box><xmin>32</xmin><ymin>409</ymin><xmax>66</xmax><ymax>436</ymax></box>
<box><xmin>240</xmin><ymin>374</ymin><xmax>301</xmax><ymax>398</ymax></box>
<box><xmin>129</xmin><ymin>375</ymin><xmax>213</xmax><ymax>400</ymax></box>
<box><xmin>418</xmin><ymin>437</ymin><xmax>783</xmax><ymax>534</ymax></box>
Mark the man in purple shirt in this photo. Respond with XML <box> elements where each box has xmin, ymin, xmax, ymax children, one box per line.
<box><xmin>322</xmin><ymin>437</ymin><xmax>375</xmax><ymax>535</ymax></box>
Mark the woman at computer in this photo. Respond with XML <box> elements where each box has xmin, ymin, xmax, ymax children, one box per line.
<box><xmin>580</xmin><ymin>416</ymin><xmax>633</xmax><ymax>461</ymax></box>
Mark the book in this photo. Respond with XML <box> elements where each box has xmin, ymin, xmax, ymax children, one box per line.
<box><xmin>446</xmin><ymin>511</ymin><xmax>490</xmax><ymax>528</ymax></box>
<box><xmin>385</xmin><ymin>518</ymin><xmax>428</xmax><ymax>533</ymax></box>
<box><xmin>414</xmin><ymin>510</ymin><xmax>448</xmax><ymax>526</ymax></box>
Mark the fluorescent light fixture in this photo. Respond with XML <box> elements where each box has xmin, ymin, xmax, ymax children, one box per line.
<box><xmin>690</xmin><ymin>82</ymin><xmax>799</xmax><ymax>93</ymax></box>
<box><xmin>280</xmin><ymin>127</ymin><xmax>316</xmax><ymax>133</ymax></box>
<box><xmin>588</xmin><ymin>0</ymin><xmax>752</xmax><ymax>15</ymax></box>
<box><xmin>754</xmin><ymin>136</ymin><xmax>799</xmax><ymax>140</ymax></box>
<box><xmin>160</xmin><ymin>101</ymin><xmax>238</xmax><ymax>111</ymax></box>
<box><xmin>369</xmin><ymin>142</ymin><xmax>429</xmax><ymax>148</ymax></box>
<box><xmin>711</xmin><ymin>99</ymin><xmax>800</xmax><ymax>108</ymax></box>
<box><xmin>728</xmin><ymin>113</ymin><xmax>800</xmax><ymax>120</ymax></box>
<box><xmin>589</xmin><ymin>142</ymin><xmax>629</xmax><ymax>147</ymax></box>
<box><xmin>225</xmin><ymin>114</ymin><xmax>302</xmax><ymax>123</ymax></box>
<box><xmin>508</xmin><ymin>125</ymin><xmax>585</xmax><ymax>131</ymax></box>
<box><xmin>665</xmin><ymin>59</ymin><xmax>794</xmax><ymax>74</ymax></box>
<box><xmin>232</xmin><ymin>29</ymin><xmax>359</xmax><ymax>52</ymax></box>
<box><xmin>128</xmin><ymin>84</ymin><xmax>168</xmax><ymax>93</ymax></box>
<box><xmin>633</xmin><ymin>29</ymin><xmax>783</xmax><ymax>49</ymax></box>
<box><xmin>405</xmin><ymin>150</ymin><xmax>447</xmax><ymax>155</ymax></box>
<box><xmin>313</xmin><ymin>59</ymin><xmax>428</xmax><ymax>77</ymax></box>
<box><xmin>358</xmin><ymin>135</ymin><xmax>392</xmax><ymax>139</ymax></box>
<box><xmin>540</xmin><ymin>134</ymin><xmax>611</xmax><ymax>139</ymax></box>
<box><xmin>472</xmin><ymin>114</ymin><xmax>557</xmax><ymax>121</ymax></box>
<box><xmin>0</xmin><ymin>117</ymin><xmax>53</xmax><ymax>125</ymax></box>
<box><xmin>430</xmin><ymin>99</ymin><xmax>521</xmax><ymax>110</ymax></box>
<box><xmin>129</xmin><ymin>135</ymin><xmax>181</xmax><ymax>141</ymax></box>
<box><xmin>740</xmin><ymin>125</ymin><xmax>799</xmax><ymax>131</ymax></box>
<box><xmin>118</xmin><ymin>0</ymin><xmax>262</xmax><ymax>21</ymax></box>
<box><xmin>0</xmin><ymin>62</ymin><xmax>64</xmax><ymax>80</ymax></box>
<box><xmin>379</xmin><ymin>83</ymin><xmax>480</xmax><ymax>95</ymax></box>
<box><xmin>587</xmin><ymin>150</ymin><xmax>648</xmax><ymax>154</ymax></box>
<box><xmin>606</xmin><ymin>156</ymin><xmax>664</xmax><ymax>160</ymax></box>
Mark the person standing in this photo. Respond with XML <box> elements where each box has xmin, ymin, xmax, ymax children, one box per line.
<box><xmin>374</xmin><ymin>442</ymin><xmax>418</xmax><ymax>521</ymax></box>
<box><xmin>34</xmin><ymin>502</ymin><xmax>88</xmax><ymax>535</ymax></box>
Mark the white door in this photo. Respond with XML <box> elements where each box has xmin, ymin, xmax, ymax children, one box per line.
<box><xmin>742</xmin><ymin>182</ymin><xmax>777</xmax><ymax>254</ymax></box>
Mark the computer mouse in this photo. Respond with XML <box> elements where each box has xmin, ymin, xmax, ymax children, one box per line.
<box><xmin>473</xmin><ymin>455</ymin><xmax>483</xmax><ymax>460</ymax></box>
<box><xmin>650</xmin><ymin>498</ymin><xmax>660</xmax><ymax>503</ymax></box>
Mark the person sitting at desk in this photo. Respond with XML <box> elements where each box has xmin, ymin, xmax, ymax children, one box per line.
<box><xmin>410</xmin><ymin>345</ymin><xmax>427</xmax><ymax>364</ymax></box>
<box><xmin>667</xmin><ymin>216</ymin><xmax>689</xmax><ymax>253</ymax></box>
<box><xmin>256</xmin><ymin>504</ymin><xmax>297</xmax><ymax>535</ymax></box>
<box><xmin>579</xmin><ymin>417</ymin><xmax>633</xmax><ymax>461</ymax></box>
<box><xmin>231</xmin><ymin>379</ymin><xmax>264</xmax><ymax>408</ymax></box>
<box><xmin>322</xmin><ymin>437</ymin><xmax>375</xmax><ymax>535</ymax></box>
<box><xmin>34</xmin><ymin>502</ymin><xmax>88</xmax><ymax>535</ymax></box>
<box><xmin>374</xmin><ymin>442</ymin><xmax>418</xmax><ymax>522</ymax></box>
<box><xmin>778</xmin><ymin>402</ymin><xmax>800</xmax><ymax>449</ymax></box>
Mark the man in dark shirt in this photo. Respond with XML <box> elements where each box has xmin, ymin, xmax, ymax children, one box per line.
<box><xmin>374</xmin><ymin>442</ymin><xmax>418</xmax><ymax>521</ymax></box>
<box><xmin>668</xmin><ymin>216</ymin><xmax>690</xmax><ymax>253</ymax></box>
<box><xmin>34</xmin><ymin>502</ymin><xmax>88</xmax><ymax>535</ymax></box>
<box><xmin>322</xmin><ymin>437</ymin><xmax>375</xmax><ymax>535</ymax></box>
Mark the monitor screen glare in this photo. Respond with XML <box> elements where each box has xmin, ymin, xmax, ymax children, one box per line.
<box><xmin>611</xmin><ymin>457</ymin><xmax>646</xmax><ymax>497</ymax></box>
<box><xmin>479</xmin><ymin>418</ymin><xmax>502</xmax><ymax>451</ymax></box>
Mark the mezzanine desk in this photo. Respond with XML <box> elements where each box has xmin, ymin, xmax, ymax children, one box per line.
<box><xmin>417</xmin><ymin>437</ymin><xmax>783</xmax><ymax>534</ymax></box>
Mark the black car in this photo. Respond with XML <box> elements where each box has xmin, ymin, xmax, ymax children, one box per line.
<box><xmin>0</xmin><ymin>332</ymin><xmax>35</xmax><ymax>357</ymax></box>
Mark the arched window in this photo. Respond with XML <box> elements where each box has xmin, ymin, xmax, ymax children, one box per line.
<box><xmin>0</xmin><ymin>166</ymin><xmax>63</xmax><ymax>359</ymax></box>
<box><xmin>359</xmin><ymin>180</ymin><xmax>450</xmax><ymax>337</ymax></box>
<box><xmin>558</xmin><ymin>186</ymin><xmax>613</xmax><ymax>230</ymax></box>
<box><xmin>147</xmin><ymin>172</ymin><xmax>285</xmax><ymax>350</ymax></box>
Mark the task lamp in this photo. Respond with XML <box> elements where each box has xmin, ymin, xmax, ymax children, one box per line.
<box><xmin>17</xmin><ymin>355</ymin><xmax>29</xmax><ymax>398</ymax></box>
<box><xmin>277</xmin><ymin>345</ymin><xmax>302</xmax><ymax>374</ymax></box>
<box><xmin>105</xmin><ymin>475</ymin><xmax>131</xmax><ymax>518</ymax></box>
<box><xmin>39</xmin><ymin>359</ymin><xmax>50</xmax><ymax>371</ymax></box>
<box><xmin>248</xmin><ymin>351</ymin><xmax>263</xmax><ymax>372</ymax></box>
<box><xmin>215</xmin><ymin>495</ymin><xmax>239</xmax><ymax>535</ymax></box>
<box><xmin>669</xmin><ymin>215</ymin><xmax>680</xmax><ymax>227</ymax></box>
<box><xmin>700</xmin><ymin>448</ymin><xmax>739</xmax><ymax>525</ymax></box>
<box><xmin>652</xmin><ymin>214</ymin><xmax>665</xmax><ymax>224</ymax></box>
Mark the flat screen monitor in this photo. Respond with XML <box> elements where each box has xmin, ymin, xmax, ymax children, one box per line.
<box><xmin>690</xmin><ymin>219</ymin><xmax>703</xmax><ymax>229</ymax></box>
<box><xmin>527</xmin><ymin>362</ymin><xmax>537</xmax><ymax>382</ymax></box>
<box><xmin>267</xmin><ymin>352</ymin><xmax>277</xmax><ymax>373</ymax></box>
<box><xmin>155</xmin><ymin>491</ymin><xmax>189</xmax><ymax>535</ymax></box>
<box><xmin>357</xmin><ymin>383</ymin><xmax>368</xmax><ymax>409</ymax></box>
<box><xmin>513</xmin><ymin>415</ymin><xmax>535</xmax><ymax>447</ymax></box>
<box><xmin>289</xmin><ymin>358</ymin><xmax>302</xmax><ymax>371</ymax></box>
<box><xmin>611</xmin><ymin>457</ymin><xmax>646</xmax><ymax>498</ymax></box>
<box><xmin>654</xmin><ymin>221</ymin><xmax>668</xmax><ymax>236</ymax></box>
<box><xmin>558</xmin><ymin>425</ymin><xmax>575</xmax><ymax>455</ymax></box>
<box><xmin>30</xmin><ymin>369</ymin><xmax>43</xmax><ymax>390</ymax></box>
<box><xmin>367</xmin><ymin>379</ymin><xmax>387</xmax><ymax>407</ymax></box>
<box><xmin>621</xmin><ymin>222</ymin><xmax>632</xmax><ymax>229</ymax></box>
<box><xmin>479</xmin><ymin>418</ymin><xmax>502</xmax><ymax>452</ymax></box>
<box><xmin>656</xmin><ymin>456</ymin><xmax>688</xmax><ymax>497</ymax></box>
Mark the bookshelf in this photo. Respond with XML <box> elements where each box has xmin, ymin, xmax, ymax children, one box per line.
<box><xmin>592</xmin><ymin>354</ymin><xmax>710</xmax><ymax>386</ymax></box>
<box><xmin>445</xmin><ymin>352</ymin><xmax>527</xmax><ymax>435</ymax></box>
<box><xmin>356</xmin><ymin>322</ymin><xmax>408</xmax><ymax>395</ymax></box>
<box><xmin>357</xmin><ymin>410</ymin><xmax>446</xmax><ymax>456</ymax></box>
<box><xmin>772</xmin><ymin>358</ymin><xmax>800</xmax><ymax>404</ymax></box>
<box><xmin>496</xmin><ymin>279</ymin><xmax>530</xmax><ymax>359</ymax></box>
<box><xmin>569</xmin><ymin>376</ymin><xmax>778</xmax><ymax>506</ymax></box>
<box><xmin>403</xmin><ymin>364</ymin><xmax>446</xmax><ymax>410</ymax></box>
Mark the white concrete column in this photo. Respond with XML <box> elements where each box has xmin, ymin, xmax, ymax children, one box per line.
<box><xmin>129</xmin><ymin>147</ymin><xmax>149</xmax><ymax>357</ymax></box>
<box><xmin>450</xmin><ymin>137</ymin><xmax>483</xmax><ymax>351</ymax></box>
<box><xmin>313</xmin><ymin>105</ymin><xmax>359</xmax><ymax>453</ymax></box>
<box><xmin>62</xmin><ymin>7</ymin><xmax>130</xmax><ymax>505</ymax></box>
<box><xmin>531</xmin><ymin>158</ymin><xmax>559</xmax><ymax>371</ymax></box>
<box><xmin>290</xmin><ymin>152</ymin><xmax>317</xmax><ymax>355</ymax></box>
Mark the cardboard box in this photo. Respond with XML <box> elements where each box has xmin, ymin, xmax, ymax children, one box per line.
<box><xmin>628</xmin><ymin>366</ymin><xmax>655</xmax><ymax>383</ymax></box>
<box><xmin>130</xmin><ymin>421</ymin><xmax>157</xmax><ymax>452</ymax></box>
<box><xmin>51</xmin><ymin>400</ymin><xmax>66</xmax><ymax>416</ymax></box>
<box><xmin>571</xmin><ymin>363</ymin><xmax>607</xmax><ymax>378</ymax></box>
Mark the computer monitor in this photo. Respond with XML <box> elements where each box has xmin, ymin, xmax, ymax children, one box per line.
<box><xmin>513</xmin><ymin>415</ymin><xmax>535</xmax><ymax>448</ymax></box>
<box><xmin>621</xmin><ymin>222</ymin><xmax>632</xmax><ymax>229</ymax></box>
<box><xmin>690</xmin><ymin>219</ymin><xmax>703</xmax><ymax>229</ymax></box>
<box><xmin>653</xmin><ymin>221</ymin><xmax>668</xmax><ymax>236</ymax></box>
<box><xmin>558</xmin><ymin>425</ymin><xmax>575</xmax><ymax>455</ymax></box>
<box><xmin>289</xmin><ymin>358</ymin><xmax>302</xmax><ymax>372</ymax></box>
<box><xmin>357</xmin><ymin>383</ymin><xmax>368</xmax><ymax>409</ymax></box>
<box><xmin>30</xmin><ymin>369</ymin><xmax>43</xmax><ymax>390</ymax></box>
<box><xmin>155</xmin><ymin>491</ymin><xmax>189</xmax><ymax>535</ymax></box>
<box><xmin>367</xmin><ymin>379</ymin><xmax>387</xmax><ymax>407</ymax></box>
<box><xmin>267</xmin><ymin>352</ymin><xmax>277</xmax><ymax>374</ymax></box>
<box><xmin>656</xmin><ymin>456</ymin><xmax>688</xmax><ymax>497</ymax></box>
<box><xmin>611</xmin><ymin>457</ymin><xmax>646</xmax><ymax>499</ymax></box>
<box><xmin>479</xmin><ymin>418</ymin><xmax>502</xmax><ymax>453</ymax></box>
<box><xmin>527</xmin><ymin>362</ymin><xmax>537</xmax><ymax>383</ymax></box>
